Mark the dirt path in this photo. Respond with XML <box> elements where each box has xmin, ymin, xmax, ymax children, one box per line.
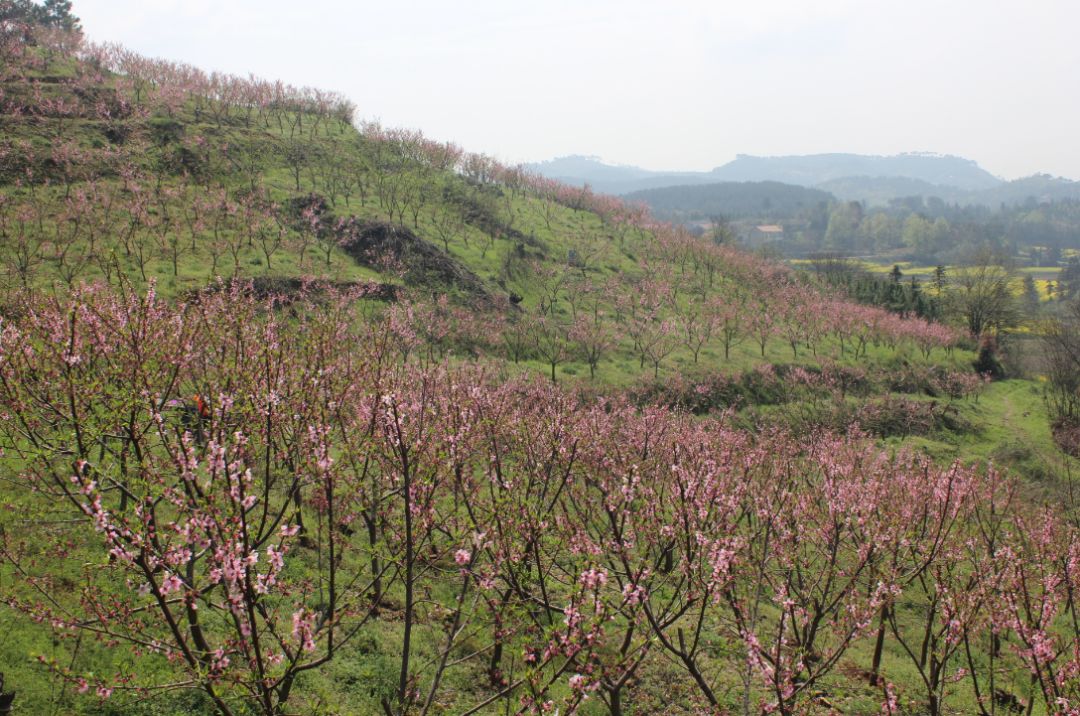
<box><xmin>991</xmin><ymin>380</ymin><xmax>1077</xmax><ymax>482</ymax></box>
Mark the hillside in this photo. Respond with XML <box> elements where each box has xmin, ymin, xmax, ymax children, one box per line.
<box><xmin>815</xmin><ymin>175</ymin><xmax>964</xmax><ymax>205</ymax></box>
<box><xmin>624</xmin><ymin>181</ymin><xmax>834</xmax><ymax>222</ymax></box>
<box><xmin>1</xmin><ymin>14</ymin><xmax>1080</xmax><ymax>716</ymax></box>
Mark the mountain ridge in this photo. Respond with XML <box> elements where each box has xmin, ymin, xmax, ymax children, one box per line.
<box><xmin>529</xmin><ymin>153</ymin><xmax>1080</xmax><ymax>206</ymax></box>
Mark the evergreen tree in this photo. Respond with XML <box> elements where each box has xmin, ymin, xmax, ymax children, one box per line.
<box><xmin>1061</xmin><ymin>257</ymin><xmax>1080</xmax><ymax>301</ymax></box>
<box><xmin>0</xmin><ymin>0</ymin><xmax>80</xmax><ymax>31</ymax></box>
<box><xmin>932</xmin><ymin>265</ymin><xmax>947</xmax><ymax>296</ymax></box>
<box><xmin>1021</xmin><ymin>274</ymin><xmax>1041</xmax><ymax>315</ymax></box>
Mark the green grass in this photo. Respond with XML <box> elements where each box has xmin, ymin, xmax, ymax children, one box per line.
<box><xmin>897</xmin><ymin>378</ymin><xmax>1079</xmax><ymax>483</ymax></box>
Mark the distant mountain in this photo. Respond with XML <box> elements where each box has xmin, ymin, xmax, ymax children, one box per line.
<box><xmin>977</xmin><ymin>174</ymin><xmax>1080</xmax><ymax>206</ymax></box>
<box><xmin>708</xmin><ymin>153</ymin><xmax>1002</xmax><ymax>191</ymax></box>
<box><xmin>815</xmin><ymin>176</ymin><xmax>968</xmax><ymax>205</ymax></box>
<box><xmin>529</xmin><ymin>154</ymin><xmax>1080</xmax><ymax>209</ymax></box>
<box><xmin>525</xmin><ymin>155</ymin><xmax>711</xmax><ymax>195</ymax></box>
<box><xmin>527</xmin><ymin>152</ymin><xmax>1004</xmax><ymax>197</ymax></box>
<box><xmin>526</xmin><ymin>155</ymin><xmax>657</xmax><ymax>183</ymax></box>
<box><xmin>625</xmin><ymin>181</ymin><xmax>834</xmax><ymax>221</ymax></box>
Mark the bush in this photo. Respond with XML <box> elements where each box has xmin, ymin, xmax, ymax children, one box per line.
<box><xmin>973</xmin><ymin>335</ymin><xmax>1005</xmax><ymax>379</ymax></box>
<box><xmin>1052</xmin><ymin>419</ymin><xmax>1080</xmax><ymax>459</ymax></box>
<box><xmin>775</xmin><ymin>395</ymin><xmax>977</xmax><ymax>439</ymax></box>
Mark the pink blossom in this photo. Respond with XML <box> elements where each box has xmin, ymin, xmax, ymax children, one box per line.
<box><xmin>160</xmin><ymin>573</ymin><xmax>183</xmax><ymax>595</ymax></box>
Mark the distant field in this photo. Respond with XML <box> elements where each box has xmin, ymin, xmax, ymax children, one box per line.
<box><xmin>792</xmin><ymin>259</ymin><xmax>1063</xmax><ymax>300</ymax></box>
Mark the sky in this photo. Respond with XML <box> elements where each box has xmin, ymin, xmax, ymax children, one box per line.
<box><xmin>73</xmin><ymin>0</ymin><xmax>1080</xmax><ymax>181</ymax></box>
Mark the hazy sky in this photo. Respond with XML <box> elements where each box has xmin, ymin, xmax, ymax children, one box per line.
<box><xmin>74</xmin><ymin>0</ymin><xmax>1080</xmax><ymax>180</ymax></box>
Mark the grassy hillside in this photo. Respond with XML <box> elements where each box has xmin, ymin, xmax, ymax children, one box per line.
<box><xmin>0</xmin><ymin>30</ymin><xmax>980</xmax><ymax>397</ymax></box>
<box><xmin>0</xmin><ymin>20</ymin><xmax>1078</xmax><ymax>716</ymax></box>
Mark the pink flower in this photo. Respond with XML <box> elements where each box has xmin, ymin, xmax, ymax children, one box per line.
<box><xmin>292</xmin><ymin>609</ymin><xmax>317</xmax><ymax>652</ymax></box>
<box><xmin>160</xmin><ymin>573</ymin><xmax>183</xmax><ymax>595</ymax></box>
<box><xmin>622</xmin><ymin>582</ymin><xmax>647</xmax><ymax>606</ymax></box>
<box><xmin>579</xmin><ymin>567</ymin><xmax>607</xmax><ymax>590</ymax></box>
<box><xmin>210</xmin><ymin>648</ymin><xmax>230</xmax><ymax>674</ymax></box>
<box><xmin>454</xmin><ymin>549</ymin><xmax>471</xmax><ymax>566</ymax></box>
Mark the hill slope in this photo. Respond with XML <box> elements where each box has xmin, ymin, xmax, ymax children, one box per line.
<box><xmin>2</xmin><ymin>17</ymin><xmax>1079</xmax><ymax>716</ymax></box>
<box><xmin>625</xmin><ymin>180</ymin><xmax>834</xmax><ymax>221</ymax></box>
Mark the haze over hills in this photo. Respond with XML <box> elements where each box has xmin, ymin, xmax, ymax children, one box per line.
<box><xmin>527</xmin><ymin>152</ymin><xmax>1002</xmax><ymax>195</ymax></box>
<box><xmin>524</xmin><ymin>155</ymin><xmax>710</xmax><ymax>195</ymax></box>
<box><xmin>816</xmin><ymin>173</ymin><xmax>1080</xmax><ymax>207</ymax></box>
<box><xmin>529</xmin><ymin>153</ymin><xmax>1080</xmax><ymax>208</ymax></box>
<box><xmin>708</xmin><ymin>153</ymin><xmax>1002</xmax><ymax>191</ymax></box>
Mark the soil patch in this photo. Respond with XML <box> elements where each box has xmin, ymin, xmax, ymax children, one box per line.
<box><xmin>336</xmin><ymin>219</ymin><xmax>490</xmax><ymax>300</ymax></box>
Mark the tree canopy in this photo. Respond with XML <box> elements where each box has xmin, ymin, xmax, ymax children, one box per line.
<box><xmin>0</xmin><ymin>0</ymin><xmax>80</xmax><ymax>32</ymax></box>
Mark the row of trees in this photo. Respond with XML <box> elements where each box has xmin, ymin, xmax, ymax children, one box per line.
<box><xmin>75</xmin><ymin>42</ymin><xmax>356</xmax><ymax>132</ymax></box>
<box><xmin>485</xmin><ymin>263</ymin><xmax>956</xmax><ymax>382</ymax></box>
<box><xmin>806</xmin><ymin>250</ymin><xmax>1060</xmax><ymax>341</ymax></box>
<box><xmin>0</xmin><ymin>283</ymin><xmax>1074</xmax><ymax>716</ymax></box>
<box><xmin>722</xmin><ymin>194</ymin><xmax>1080</xmax><ymax>265</ymax></box>
<box><xmin>0</xmin><ymin>171</ymin><xmax>318</xmax><ymax>286</ymax></box>
<box><xmin>1042</xmin><ymin>299</ymin><xmax>1080</xmax><ymax>444</ymax></box>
